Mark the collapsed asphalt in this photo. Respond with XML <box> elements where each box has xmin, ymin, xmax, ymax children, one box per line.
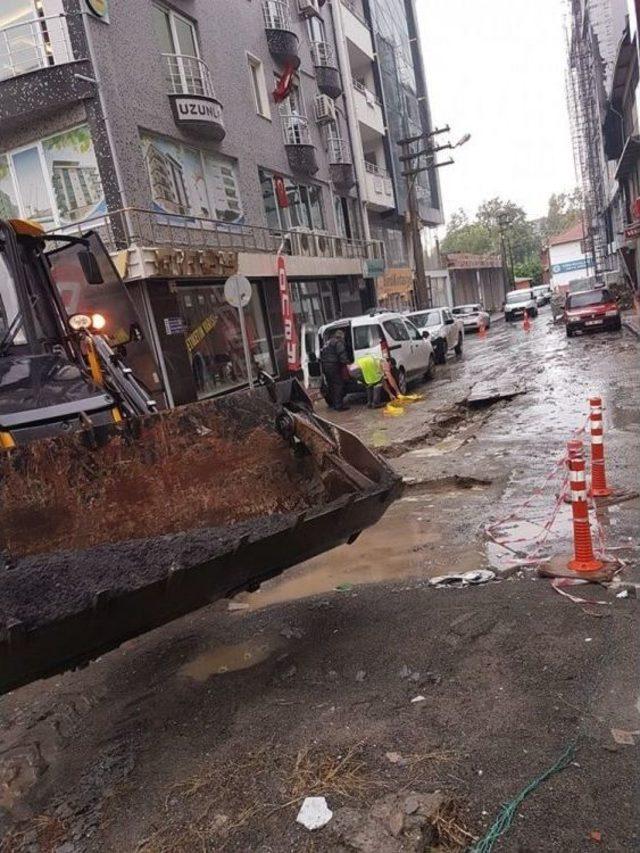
<box><xmin>0</xmin><ymin>309</ymin><xmax>638</xmax><ymax>852</ymax></box>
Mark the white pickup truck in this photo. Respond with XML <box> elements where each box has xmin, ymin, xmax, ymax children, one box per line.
<box><xmin>406</xmin><ymin>307</ymin><xmax>465</xmax><ymax>364</ymax></box>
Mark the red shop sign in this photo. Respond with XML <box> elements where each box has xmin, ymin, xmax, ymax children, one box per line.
<box><xmin>277</xmin><ymin>254</ymin><xmax>300</xmax><ymax>372</ymax></box>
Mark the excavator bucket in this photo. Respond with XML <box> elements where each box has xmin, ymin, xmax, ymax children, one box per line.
<box><xmin>0</xmin><ymin>380</ymin><xmax>401</xmax><ymax>694</ymax></box>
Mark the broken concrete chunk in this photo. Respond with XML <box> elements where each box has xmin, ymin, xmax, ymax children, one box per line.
<box><xmin>296</xmin><ymin>796</ymin><xmax>333</xmax><ymax>831</ymax></box>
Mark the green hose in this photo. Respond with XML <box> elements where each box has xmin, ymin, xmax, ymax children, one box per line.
<box><xmin>469</xmin><ymin>742</ymin><xmax>577</xmax><ymax>853</ymax></box>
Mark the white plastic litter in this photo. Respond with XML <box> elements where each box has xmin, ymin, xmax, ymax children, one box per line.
<box><xmin>428</xmin><ymin>570</ymin><xmax>496</xmax><ymax>589</ymax></box>
<box><xmin>411</xmin><ymin>694</ymin><xmax>426</xmax><ymax>703</ymax></box>
<box><xmin>296</xmin><ymin>796</ymin><xmax>333</xmax><ymax>831</ymax></box>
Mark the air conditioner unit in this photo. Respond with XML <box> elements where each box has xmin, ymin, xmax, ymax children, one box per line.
<box><xmin>298</xmin><ymin>0</ymin><xmax>322</xmax><ymax>18</ymax></box>
<box><xmin>314</xmin><ymin>94</ymin><xmax>336</xmax><ymax>124</ymax></box>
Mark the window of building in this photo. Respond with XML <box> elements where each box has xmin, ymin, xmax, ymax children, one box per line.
<box><xmin>0</xmin><ymin>125</ymin><xmax>105</xmax><ymax>228</ymax></box>
<box><xmin>140</xmin><ymin>131</ymin><xmax>242</xmax><ymax>222</ymax></box>
<box><xmin>306</xmin><ymin>15</ymin><xmax>327</xmax><ymax>43</ymax></box>
<box><xmin>0</xmin><ymin>1</ymin><xmax>66</xmax><ymax>81</ymax></box>
<box><xmin>247</xmin><ymin>53</ymin><xmax>270</xmax><ymax>119</ymax></box>
<box><xmin>152</xmin><ymin>3</ymin><xmax>203</xmax><ymax>94</ymax></box>
<box><xmin>178</xmin><ymin>282</ymin><xmax>274</xmax><ymax>399</ymax></box>
<box><xmin>258</xmin><ymin>168</ymin><xmax>325</xmax><ymax>232</ymax></box>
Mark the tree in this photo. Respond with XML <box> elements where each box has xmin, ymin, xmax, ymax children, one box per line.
<box><xmin>541</xmin><ymin>189</ymin><xmax>582</xmax><ymax>242</ymax></box>
<box><xmin>441</xmin><ymin>197</ymin><xmax>540</xmax><ymax>264</ymax></box>
<box><xmin>514</xmin><ymin>257</ymin><xmax>543</xmax><ymax>285</ymax></box>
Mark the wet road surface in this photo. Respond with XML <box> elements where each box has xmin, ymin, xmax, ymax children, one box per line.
<box><xmin>1</xmin><ymin>308</ymin><xmax>638</xmax><ymax>852</ymax></box>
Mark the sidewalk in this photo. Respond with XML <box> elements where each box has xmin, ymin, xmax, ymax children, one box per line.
<box><xmin>622</xmin><ymin>309</ymin><xmax>640</xmax><ymax>337</ymax></box>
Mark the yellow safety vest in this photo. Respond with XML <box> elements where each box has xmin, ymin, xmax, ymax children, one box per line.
<box><xmin>356</xmin><ymin>354</ymin><xmax>384</xmax><ymax>386</ymax></box>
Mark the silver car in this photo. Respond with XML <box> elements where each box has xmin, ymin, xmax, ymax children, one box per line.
<box><xmin>452</xmin><ymin>304</ymin><xmax>491</xmax><ymax>332</ymax></box>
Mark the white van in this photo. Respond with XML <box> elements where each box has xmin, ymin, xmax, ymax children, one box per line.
<box><xmin>312</xmin><ymin>311</ymin><xmax>435</xmax><ymax>399</ymax></box>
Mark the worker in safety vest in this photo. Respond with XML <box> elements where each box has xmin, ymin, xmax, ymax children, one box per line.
<box><xmin>356</xmin><ymin>353</ymin><xmax>396</xmax><ymax>408</ymax></box>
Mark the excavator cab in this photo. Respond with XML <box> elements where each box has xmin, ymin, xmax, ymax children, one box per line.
<box><xmin>0</xmin><ymin>220</ymin><xmax>121</xmax><ymax>447</ymax></box>
<box><xmin>0</xmin><ymin>218</ymin><xmax>401</xmax><ymax>695</ymax></box>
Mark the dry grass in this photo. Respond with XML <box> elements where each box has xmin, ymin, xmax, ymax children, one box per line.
<box><xmin>432</xmin><ymin>798</ymin><xmax>478</xmax><ymax>850</ymax></box>
<box><xmin>286</xmin><ymin>742</ymin><xmax>377</xmax><ymax>803</ymax></box>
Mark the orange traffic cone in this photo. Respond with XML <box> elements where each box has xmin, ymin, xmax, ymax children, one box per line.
<box><xmin>588</xmin><ymin>396</ymin><xmax>613</xmax><ymax>498</ymax></box>
<box><xmin>567</xmin><ymin>442</ymin><xmax>603</xmax><ymax>573</ymax></box>
<box><xmin>478</xmin><ymin>317</ymin><xmax>487</xmax><ymax>339</ymax></box>
<box><xmin>522</xmin><ymin>309</ymin><xmax>531</xmax><ymax>332</ymax></box>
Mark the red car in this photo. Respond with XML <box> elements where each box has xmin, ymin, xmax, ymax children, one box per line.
<box><xmin>564</xmin><ymin>287</ymin><xmax>622</xmax><ymax>337</ymax></box>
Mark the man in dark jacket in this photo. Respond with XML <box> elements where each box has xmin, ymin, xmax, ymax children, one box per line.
<box><xmin>320</xmin><ymin>328</ymin><xmax>350</xmax><ymax>410</ymax></box>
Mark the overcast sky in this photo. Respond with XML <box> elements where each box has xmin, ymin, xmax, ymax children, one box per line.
<box><xmin>417</xmin><ymin>0</ymin><xmax>577</xmax><ymax>223</ymax></box>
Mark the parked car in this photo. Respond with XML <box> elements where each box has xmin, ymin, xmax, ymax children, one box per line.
<box><xmin>406</xmin><ymin>307</ymin><xmax>464</xmax><ymax>363</ymax></box>
<box><xmin>564</xmin><ymin>287</ymin><xmax>622</xmax><ymax>336</ymax></box>
<box><xmin>532</xmin><ymin>285</ymin><xmax>552</xmax><ymax>306</ymax></box>
<box><xmin>451</xmin><ymin>303</ymin><xmax>491</xmax><ymax>333</ymax></box>
<box><xmin>504</xmin><ymin>289</ymin><xmax>538</xmax><ymax>321</ymax></box>
<box><xmin>316</xmin><ymin>312</ymin><xmax>436</xmax><ymax>401</ymax></box>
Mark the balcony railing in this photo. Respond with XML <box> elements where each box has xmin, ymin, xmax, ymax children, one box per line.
<box><xmin>311</xmin><ymin>40</ymin><xmax>336</xmax><ymax>68</ymax></box>
<box><xmin>162</xmin><ymin>53</ymin><xmax>216</xmax><ymax>99</ymax></box>
<box><xmin>328</xmin><ymin>136</ymin><xmax>350</xmax><ymax>164</ymax></box>
<box><xmin>50</xmin><ymin>207</ymin><xmax>384</xmax><ymax>263</ymax></box>
<box><xmin>262</xmin><ymin>0</ymin><xmax>293</xmax><ymax>30</ymax></box>
<box><xmin>365</xmin><ymin>161</ymin><xmax>388</xmax><ymax>177</ymax></box>
<box><xmin>282</xmin><ymin>114</ymin><xmax>312</xmax><ymax>146</ymax></box>
<box><xmin>352</xmin><ymin>77</ymin><xmax>382</xmax><ymax>106</ymax></box>
<box><xmin>0</xmin><ymin>13</ymin><xmax>73</xmax><ymax>82</ymax></box>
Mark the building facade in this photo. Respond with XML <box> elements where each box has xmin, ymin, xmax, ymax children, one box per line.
<box><xmin>332</xmin><ymin>0</ymin><xmax>444</xmax><ymax>307</ymax></box>
<box><xmin>545</xmin><ymin>221</ymin><xmax>594</xmax><ymax>290</ymax></box>
<box><xmin>603</xmin><ymin>1</ymin><xmax>640</xmax><ymax>295</ymax></box>
<box><xmin>566</xmin><ymin>0</ymin><xmax>627</xmax><ymax>277</ymax></box>
<box><xmin>0</xmin><ymin>0</ymin><xmax>402</xmax><ymax>406</ymax></box>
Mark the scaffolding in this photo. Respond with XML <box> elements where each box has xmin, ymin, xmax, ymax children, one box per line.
<box><xmin>565</xmin><ymin>0</ymin><xmax>615</xmax><ymax>276</ymax></box>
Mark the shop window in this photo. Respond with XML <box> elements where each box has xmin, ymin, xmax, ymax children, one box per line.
<box><xmin>178</xmin><ymin>283</ymin><xmax>273</xmax><ymax>398</ymax></box>
<box><xmin>0</xmin><ymin>125</ymin><xmax>105</xmax><ymax>228</ymax></box>
<box><xmin>141</xmin><ymin>131</ymin><xmax>242</xmax><ymax>222</ymax></box>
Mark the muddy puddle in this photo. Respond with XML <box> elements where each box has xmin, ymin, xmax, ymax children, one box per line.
<box><xmin>180</xmin><ymin>634</ymin><xmax>283</xmax><ymax>681</ymax></box>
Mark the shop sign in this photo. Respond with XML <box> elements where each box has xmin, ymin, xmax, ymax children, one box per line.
<box><xmin>151</xmin><ymin>248</ymin><xmax>238</xmax><ymax>279</ymax></box>
<box><xmin>551</xmin><ymin>258</ymin><xmax>589</xmax><ymax>274</ymax></box>
<box><xmin>363</xmin><ymin>258</ymin><xmax>385</xmax><ymax>278</ymax></box>
<box><xmin>85</xmin><ymin>0</ymin><xmax>109</xmax><ymax>21</ymax></box>
<box><xmin>277</xmin><ymin>255</ymin><xmax>300</xmax><ymax>372</ymax></box>
<box><xmin>169</xmin><ymin>96</ymin><xmax>224</xmax><ymax>134</ymax></box>
<box><xmin>624</xmin><ymin>220</ymin><xmax>640</xmax><ymax>240</ymax></box>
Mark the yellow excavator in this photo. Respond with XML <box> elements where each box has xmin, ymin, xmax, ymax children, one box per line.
<box><xmin>0</xmin><ymin>219</ymin><xmax>401</xmax><ymax>694</ymax></box>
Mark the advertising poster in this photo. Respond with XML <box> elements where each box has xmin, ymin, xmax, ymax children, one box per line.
<box><xmin>140</xmin><ymin>131</ymin><xmax>243</xmax><ymax>224</ymax></box>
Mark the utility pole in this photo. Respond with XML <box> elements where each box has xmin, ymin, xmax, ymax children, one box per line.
<box><xmin>497</xmin><ymin>213</ymin><xmax>513</xmax><ymax>296</ymax></box>
<box><xmin>397</xmin><ymin>128</ymin><xmax>470</xmax><ymax>309</ymax></box>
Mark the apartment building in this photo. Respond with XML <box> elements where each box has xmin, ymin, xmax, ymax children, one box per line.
<box><xmin>0</xmin><ymin>0</ymin><xmax>390</xmax><ymax>405</ymax></box>
<box><xmin>566</xmin><ymin>0</ymin><xmax>627</xmax><ymax>277</ymax></box>
<box><xmin>333</xmin><ymin>0</ymin><xmax>444</xmax><ymax>307</ymax></box>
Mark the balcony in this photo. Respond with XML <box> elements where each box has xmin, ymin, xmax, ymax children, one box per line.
<box><xmin>340</xmin><ymin>0</ymin><xmax>374</xmax><ymax>62</ymax></box>
<box><xmin>52</xmin><ymin>207</ymin><xmax>385</xmax><ymax>279</ymax></box>
<box><xmin>263</xmin><ymin>0</ymin><xmax>300</xmax><ymax>68</ymax></box>
<box><xmin>327</xmin><ymin>137</ymin><xmax>355</xmax><ymax>190</ymax></box>
<box><xmin>310</xmin><ymin>41</ymin><xmax>342</xmax><ymax>99</ymax></box>
<box><xmin>0</xmin><ymin>13</ymin><xmax>94</xmax><ymax>130</ymax></box>
<box><xmin>281</xmin><ymin>115</ymin><xmax>318</xmax><ymax>175</ymax></box>
<box><xmin>352</xmin><ymin>78</ymin><xmax>385</xmax><ymax>140</ymax></box>
<box><xmin>163</xmin><ymin>53</ymin><xmax>225</xmax><ymax>141</ymax></box>
<box><xmin>363</xmin><ymin>162</ymin><xmax>395</xmax><ymax>211</ymax></box>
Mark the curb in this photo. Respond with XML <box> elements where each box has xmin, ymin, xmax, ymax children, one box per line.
<box><xmin>623</xmin><ymin>320</ymin><xmax>640</xmax><ymax>339</ymax></box>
